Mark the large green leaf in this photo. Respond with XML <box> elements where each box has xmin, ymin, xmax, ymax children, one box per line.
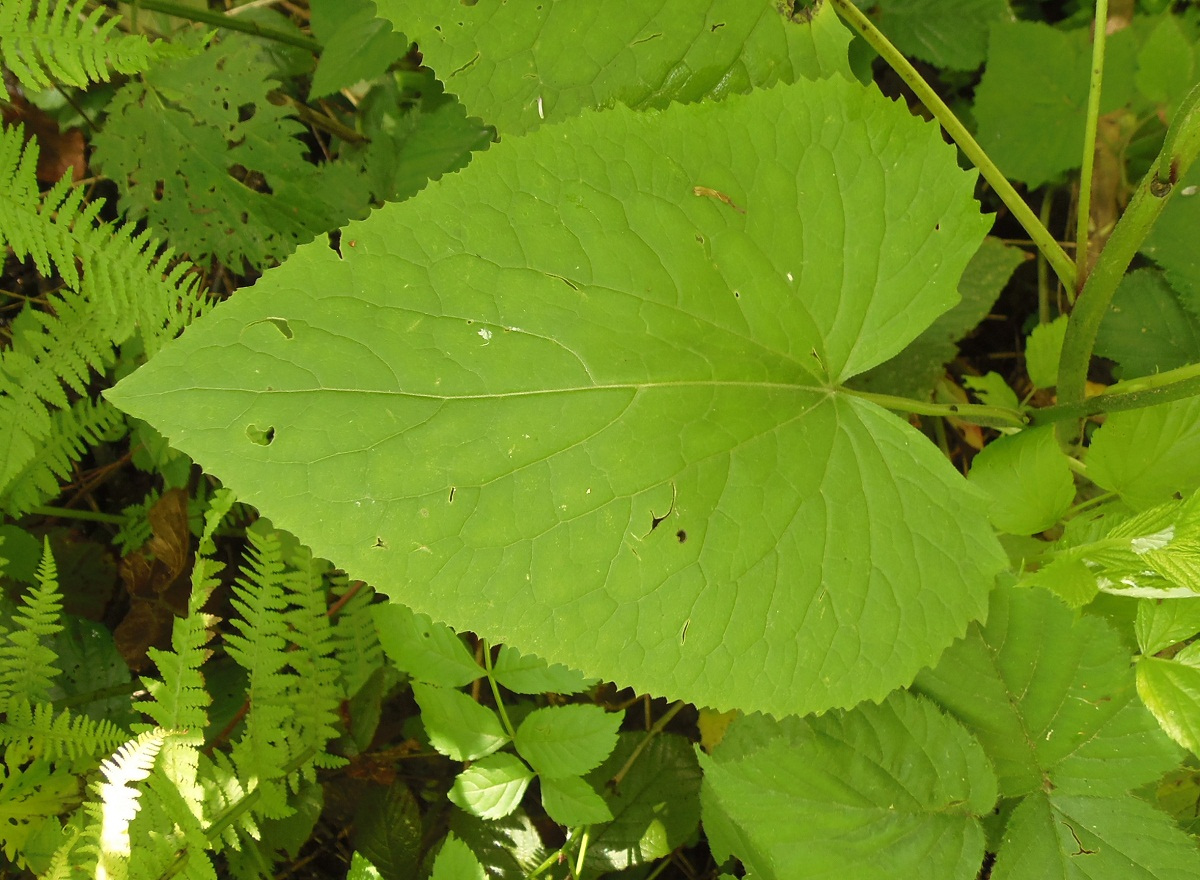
<box><xmin>375</xmin><ymin>0</ymin><xmax>853</xmax><ymax>134</ymax></box>
<box><xmin>699</xmin><ymin>691</ymin><xmax>997</xmax><ymax>880</ymax></box>
<box><xmin>854</xmin><ymin>0</ymin><xmax>1011</xmax><ymax>71</ymax></box>
<box><xmin>107</xmin><ymin>76</ymin><xmax>1002</xmax><ymax>717</ymax></box>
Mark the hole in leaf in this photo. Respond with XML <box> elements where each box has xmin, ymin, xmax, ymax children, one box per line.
<box><xmin>448</xmin><ymin>486</ymin><xmax>456</xmax><ymax>503</ymax></box>
<box><xmin>373</xmin><ymin>537</ymin><xmax>387</xmax><ymax>549</ymax></box>
<box><xmin>711</xmin><ymin>21</ymin><xmax>725</xmax><ymax>30</ymax></box>
<box><xmin>329</xmin><ymin>230</ymin><xmax>342</xmax><ymax>257</ymax></box>
<box><xmin>246</xmin><ymin>425</ymin><xmax>275</xmax><ymax>446</ymax></box>
<box><xmin>264</xmin><ymin>317</ymin><xmax>293</xmax><ymax>338</ymax></box>
<box><xmin>676</xmin><ymin>529</ymin><xmax>687</xmax><ymax>543</ymax></box>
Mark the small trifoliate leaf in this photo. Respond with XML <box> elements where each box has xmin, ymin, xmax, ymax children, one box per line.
<box><xmin>449</xmin><ymin>753</ymin><xmax>534</xmax><ymax>820</ymax></box>
<box><xmin>429</xmin><ymin>834</ymin><xmax>487</xmax><ymax>880</ymax></box>
<box><xmin>968</xmin><ymin>426</ymin><xmax>1074</xmax><ymax>535</ymax></box>
<box><xmin>491</xmin><ymin>645</ymin><xmax>596</xmax><ymax>695</ymax></box>
<box><xmin>699</xmin><ymin>691</ymin><xmax>996</xmax><ymax>880</ymax></box>
<box><xmin>539</xmin><ymin>776</ymin><xmax>613</xmax><ymax>827</ymax></box>
<box><xmin>1137</xmin><ymin>642</ymin><xmax>1200</xmax><ymax>755</ymax></box>
<box><xmin>514</xmin><ymin>705</ymin><xmax>622</xmax><ymax>779</ymax></box>
<box><xmin>411</xmin><ymin>683</ymin><xmax>508</xmax><ymax>761</ymax></box>
<box><xmin>372</xmin><ymin>604</ymin><xmax>482</xmax><ymax>688</ymax></box>
<box><xmin>1025</xmin><ymin>316</ymin><xmax>1068</xmax><ymax>389</ymax></box>
<box><xmin>1088</xmin><ymin>397</ymin><xmax>1200</xmax><ymax>510</ymax></box>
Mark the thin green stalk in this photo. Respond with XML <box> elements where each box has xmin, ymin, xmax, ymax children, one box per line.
<box><xmin>840</xmin><ymin>388</ymin><xmax>1027</xmax><ymax>428</ymax></box>
<box><xmin>1037</xmin><ymin>191</ymin><xmax>1055</xmax><ymax>320</ymax></box>
<box><xmin>481</xmin><ymin>642</ymin><xmax>518</xmax><ymax>739</ymax></box>
<box><xmin>29</xmin><ymin>505</ymin><xmax>124</xmax><ymax>524</ymax></box>
<box><xmin>609</xmin><ymin>701</ymin><xmax>686</xmax><ymax>789</ymax></box>
<box><xmin>574</xmin><ymin>827</ymin><xmax>591</xmax><ymax>878</ymax></box>
<box><xmin>1035</xmin><ymin>361</ymin><xmax>1200</xmax><ymax>426</ymax></box>
<box><xmin>126</xmin><ymin>0</ymin><xmax>321</xmax><ymax>53</ymax></box>
<box><xmin>1075</xmin><ymin>0</ymin><xmax>1109</xmax><ymax>285</ymax></box>
<box><xmin>1055</xmin><ymin>85</ymin><xmax>1200</xmax><ymax>420</ymax></box>
<box><xmin>826</xmin><ymin>0</ymin><xmax>1076</xmax><ymax>291</ymax></box>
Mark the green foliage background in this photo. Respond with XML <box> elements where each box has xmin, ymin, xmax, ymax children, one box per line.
<box><xmin>4</xmin><ymin>0</ymin><xmax>1200</xmax><ymax>878</ymax></box>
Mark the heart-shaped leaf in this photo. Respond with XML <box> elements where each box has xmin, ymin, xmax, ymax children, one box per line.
<box><xmin>107</xmin><ymin>75</ymin><xmax>1004</xmax><ymax>716</ymax></box>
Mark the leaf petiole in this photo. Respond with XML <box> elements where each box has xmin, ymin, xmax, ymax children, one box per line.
<box><xmin>840</xmin><ymin>388</ymin><xmax>1027</xmax><ymax>428</ymax></box>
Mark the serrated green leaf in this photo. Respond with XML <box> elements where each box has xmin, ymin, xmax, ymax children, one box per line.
<box><xmin>964</xmin><ymin>371</ymin><xmax>1020</xmax><ymax>411</ymax></box>
<box><xmin>1095</xmin><ymin>269</ymin><xmax>1200</xmax><ymax>379</ymax></box>
<box><xmin>430</xmin><ymin>833</ymin><xmax>487</xmax><ymax>880</ymax></box>
<box><xmin>372</xmin><ymin>603</ymin><xmax>482</xmax><ymax>688</ymax></box>
<box><xmin>992</xmin><ymin>791</ymin><xmax>1200</xmax><ymax>880</ymax></box>
<box><xmin>1022</xmin><ymin>557</ymin><xmax>1098</xmax><ymax>609</ymax></box>
<box><xmin>374</xmin><ymin>0</ymin><xmax>853</xmax><ymax>135</ymax></box>
<box><xmin>1087</xmin><ymin>397</ymin><xmax>1200</xmax><ymax>510</ymax></box>
<box><xmin>915</xmin><ymin>586</ymin><xmax>1181</xmax><ymax>799</ymax></box>
<box><xmin>699</xmin><ymin>691</ymin><xmax>996</xmax><ymax>880</ymax></box>
<box><xmin>540</xmin><ymin>776</ymin><xmax>613</xmax><ymax>827</ymax></box>
<box><xmin>352</xmin><ymin>783</ymin><xmax>423</xmax><ymax>880</ymax></box>
<box><xmin>1135</xmin><ymin>14</ymin><xmax>1198</xmax><ymax>113</ymax></box>
<box><xmin>853</xmin><ymin>236</ymin><xmax>1023</xmax><ymax>399</ymax></box>
<box><xmin>1137</xmin><ymin>596</ymin><xmax>1200</xmax><ymax>656</ymax></box>
<box><xmin>347</xmin><ymin>851</ymin><xmax>382</xmax><ymax>880</ymax></box>
<box><xmin>584</xmin><ymin>732</ymin><xmax>701</xmax><ymax>873</ymax></box>
<box><xmin>108</xmin><ymin>75</ymin><xmax>1003</xmax><ymax>718</ymax></box>
<box><xmin>514</xmin><ymin>704</ymin><xmax>621</xmax><ymax>779</ymax></box>
<box><xmin>968</xmin><ymin>426</ymin><xmax>1075</xmax><ymax>535</ymax></box>
<box><xmin>855</xmin><ymin>0</ymin><xmax>1011</xmax><ymax>71</ymax></box>
<box><xmin>447</xmin><ymin>808</ymin><xmax>548</xmax><ymax>878</ymax></box>
<box><xmin>1137</xmin><ymin>643</ymin><xmax>1200</xmax><ymax>754</ymax></box>
<box><xmin>1142</xmin><ymin>163</ymin><xmax>1200</xmax><ymax>301</ymax></box>
<box><xmin>491</xmin><ymin>645</ymin><xmax>596</xmax><ymax>696</ymax></box>
<box><xmin>92</xmin><ymin>38</ymin><xmax>367</xmax><ymax>269</ymax></box>
<box><xmin>309</xmin><ymin>0</ymin><xmax>409</xmax><ymax>99</ymax></box>
<box><xmin>974</xmin><ymin>21</ymin><xmax>1135</xmax><ymax>187</ymax></box>
<box><xmin>449</xmin><ymin>753</ymin><xmax>534</xmax><ymax>820</ymax></box>
<box><xmin>1025</xmin><ymin>316</ymin><xmax>1068</xmax><ymax>390</ymax></box>
<box><xmin>412</xmin><ymin>683</ymin><xmax>509</xmax><ymax>761</ymax></box>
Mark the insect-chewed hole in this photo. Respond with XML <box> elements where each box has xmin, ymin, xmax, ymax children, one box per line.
<box><xmin>263</xmin><ymin>317</ymin><xmax>293</xmax><ymax>338</ymax></box>
<box><xmin>676</xmin><ymin>529</ymin><xmax>688</xmax><ymax>543</ymax></box>
<box><xmin>372</xmin><ymin>537</ymin><xmax>387</xmax><ymax>549</ymax></box>
<box><xmin>328</xmin><ymin>229</ymin><xmax>343</xmax><ymax>257</ymax></box>
<box><xmin>246</xmin><ymin>424</ymin><xmax>275</xmax><ymax>446</ymax></box>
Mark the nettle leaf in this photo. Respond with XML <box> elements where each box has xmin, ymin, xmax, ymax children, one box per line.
<box><xmin>449</xmin><ymin>753</ymin><xmax>535</xmax><ymax>821</ymax></box>
<box><xmin>308</xmin><ymin>0</ymin><xmax>409</xmax><ymax>99</ymax></box>
<box><xmin>373</xmin><ymin>603</ymin><xmax>482</xmax><ymax>688</ymax></box>
<box><xmin>92</xmin><ymin>38</ymin><xmax>367</xmax><ymax>269</ymax></box>
<box><xmin>108</xmin><ymin>76</ymin><xmax>1003</xmax><ymax>717</ymax></box>
<box><xmin>974</xmin><ymin>20</ymin><xmax>1136</xmax><ymax>187</ymax></box>
<box><xmin>1096</xmin><ymin>268</ymin><xmax>1200</xmax><ymax>379</ymax></box>
<box><xmin>1137</xmin><ymin>642</ymin><xmax>1200</xmax><ymax>755</ymax></box>
<box><xmin>992</xmin><ymin>792</ymin><xmax>1200</xmax><ymax>880</ymax></box>
<box><xmin>1142</xmin><ymin>163</ymin><xmax>1200</xmax><ymax>301</ymax></box>
<box><xmin>412</xmin><ymin>683</ymin><xmax>509</xmax><ymax>761</ymax></box>
<box><xmin>916</xmin><ymin>586</ymin><xmax>1180</xmax><ymax>800</ymax></box>
<box><xmin>1088</xmin><ymin>397</ymin><xmax>1200</xmax><ymax>510</ymax></box>
<box><xmin>700</xmin><ymin>691</ymin><xmax>997</xmax><ymax>880</ymax></box>
<box><xmin>374</xmin><ymin>0</ymin><xmax>853</xmax><ymax>134</ymax></box>
<box><xmin>854</xmin><ymin>0</ymin><xmax>1011</xmax><ymax>71</ymax></box>
<box><xmin>491</xmin><ymin>645</ymin><xmax>596</xmax><ymax>696</ymax></box>
<box><xmin>539</xmin><ymin>776</ymin><xmax>613</xmax><ymax>827</ymax></box>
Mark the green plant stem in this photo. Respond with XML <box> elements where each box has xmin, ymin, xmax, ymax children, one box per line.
<box><xmin>126</xmin><ymin>0</ymin><xmax>321</xmax><ymax>53</ymax></box>
<box><xmin>1075</xmin><ymin>0</ymin><xmax>1109</xmax><ymax>285</ymax></box>
<box><xmin>1055</xmin><ymin>92</ymin><xmax>1200</xmax><ymax>424</ymax></box>
<box><xmin>840</xmin><ymin>388</ymin><xmax>1027</xmax><ymax>428</ymax></box>
<box><xmin>574</xmin><ymin>827</ymin><xmax>591</xmax><ymax>878</ymax></box>
<box><xmin>1034</xmin><ymin>361</ymin><xmax>1200</xmax><ymax>426</ymax></box>
<box><xmin>825</xmin><ymin>0</ymin><xmax>1077</xmax><ymax>291</ymax></box>
<box><xmin>1038</xmin><ymin>192</ymin><xmax>1055</xmax><ymax>320</ymax></box>
<box><xmin>481</xmin><ymin>643</ymin><xmax>518</xmax><ymax>739</ymax></box>
<box><xmin>29</xmin><ymin>505</ymin><xmax>124</xmax><ymax>524</ymax></box>
<box><xmin>609</xmin><ymin>701</ymin><xmax>686</xmax><ymax>790</ymax></box>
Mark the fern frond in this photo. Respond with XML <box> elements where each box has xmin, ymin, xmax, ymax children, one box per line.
<box><xmin>226</xmin><ymin>530</ymin><xmax>295</xmax><ymax>819</ymax></box>
<box><xmin>332</xmin><ymin>580</ymin><xmax>382</xmax><ymax>700</ymax></box>
<box><xmin>0</xmin><ymin>0</ymin><xmax>178</xmax><ymax>102</ymax></box>
<box><xmin>0</xmin><ymin>539</ymin><xmax>62</xmax><ymax>707</ymax></box>
<box><xmin>0</xmin><ymin>123</ymin><xmax>209</xmax><ymax>516</ymax></box>
<box><xmin>283</xmin><ymin>561</ymin><xmax>345</xmax><ymax>773</ymax></box>
<box><xmin>0</xmin><ymin>698</ymin><xmax>126</xmax><ymax>765</ymax></box>
<box><xmin>87</xmin><ymin>729</ymin><xmax>168</xmax><ymax>880</ymax></box>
